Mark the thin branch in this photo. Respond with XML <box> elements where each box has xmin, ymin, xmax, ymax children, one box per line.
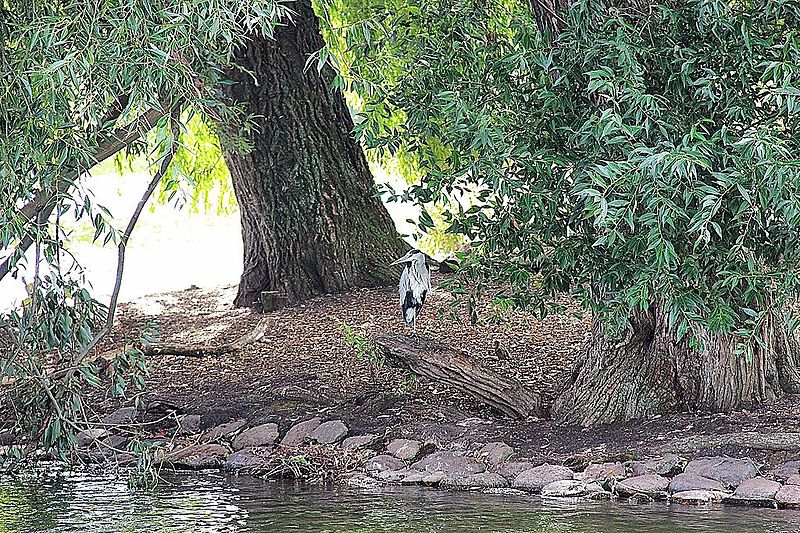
<box><xmin>72</xmin><ymin>109</ymin><xmax>181</xmax><ymax>368</ymax></box>
<box><xmin>30</xmin><ymin>374</ymin><xmax>142</xmax><ymax>461</ymax></box>
<box><xmin>525</xmin><ymin>0</ymin><xmax>570</xmax><ymax>39</ymax></box>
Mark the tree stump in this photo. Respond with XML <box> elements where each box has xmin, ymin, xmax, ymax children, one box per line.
<box><xmin>373</xmin><ymin>333</ymin><xmax>542</xmax><ymax>419</ymax></box>
<box><xmin>260</xmin><ymin>291</ymin><xmax>288</xmax><ymax>312</ymax></box>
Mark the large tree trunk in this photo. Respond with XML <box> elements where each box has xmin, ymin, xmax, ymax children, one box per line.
<box><xmin>223</xmin><ymin>0</ymin><xmax>407</xmax><ymax>307</ymax></box>
<box><xmin>553</xmin><ymin>307</ymin><xmax>800</xmax><ymax>427</ymax></box>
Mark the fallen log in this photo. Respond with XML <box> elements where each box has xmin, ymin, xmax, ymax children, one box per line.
<box><xmin>134</xmin><ymin>317</ymin><xmax>270</xmax><ymax>358</ymax></box>
<box><xmin>373</xmin><ymin>332</ymin><xmax>542</xmax><ymax>419</ymax></box>
<box><xmin>0</xmin><ymin>319</ymin><xmax>270</xmax><ymax>391</ymax></box>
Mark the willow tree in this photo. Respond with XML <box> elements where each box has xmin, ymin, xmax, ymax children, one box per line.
<box><xmin>324</xmin><ymin>0</ymin><xmax>800</xmax><ymax>425</ymax></box>
<box><xmin>0</xmin><ymin>0</ymin><xmax>287</xmax><ymax>462</ymax></box>
<box><xmin>223</xmin><ymin>0</ymin><xmax>406</xmax><ymax>307</ymax></box>
<box><xmin>1</xmin><ymin>0</ymin><xmax>406</xmax><ymax>462</ymax></box>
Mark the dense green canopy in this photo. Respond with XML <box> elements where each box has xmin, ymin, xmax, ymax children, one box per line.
<box><xmin>5</xmin><ymin>0</ymin><xmax>800</xmax><ymax>459</ymax></box>
<box><xmin>324</xmin><ymin>0</ymin><xmax>800</xmax><ymax>345</ymax></box>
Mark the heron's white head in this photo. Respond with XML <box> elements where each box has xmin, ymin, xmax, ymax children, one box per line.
<box><xmin>390</xmin><ymin>249</ymin><xmax>426</xmax><ymax>266</ymax></box>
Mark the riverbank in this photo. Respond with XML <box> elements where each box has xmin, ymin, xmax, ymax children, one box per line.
<box><xmin>66</xmin><ymin>404</ymin><xmax>800</xmax><ymax>511</ymax></box>
<box><xmin>66</xmin><ymin>278</ymin><xmax>800</xmax><ymax>511</ymax></box>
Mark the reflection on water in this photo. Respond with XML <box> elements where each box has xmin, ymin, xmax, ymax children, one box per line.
<box><xmin>1</xmin><ymin>470</ymin><xmax>800</xmax><ymax>533</ymax></box>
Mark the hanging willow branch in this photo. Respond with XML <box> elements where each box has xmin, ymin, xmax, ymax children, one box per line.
<box><xmin>0</xmin><ymin>108</ymin><xmax>164</xmax><ymax>283</ymax></box>
<box><xmin>71</xmin><ymin>108</ymin><xmax>182</xmax><ymax>371</ymax></box>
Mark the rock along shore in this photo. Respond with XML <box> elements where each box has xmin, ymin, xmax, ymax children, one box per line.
<box><xmin>64</xmin><ymin>407</ymin><xmax>800</xmax><ymax>511</ymax></box>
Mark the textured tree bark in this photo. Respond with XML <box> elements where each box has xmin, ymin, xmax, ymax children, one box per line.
<box><xmin>527</xmin><ymin>0</ymin><xmax>571</xmax><ymax>36</ymax></box>
<box><xmin>552</xmin><ymin>307</ymin><xmax>800</xmax><ymax>427</ymax></box>
<box><xmin>223</xmin><ymin>0</ymin><xmax>407</xmax><ymax>307</ymax></box>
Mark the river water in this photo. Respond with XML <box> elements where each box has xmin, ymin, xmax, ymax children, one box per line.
<box><xmin>2</xmin><ymin>470</ymin><xmax>800</xmax><ymax>532</ymax></box>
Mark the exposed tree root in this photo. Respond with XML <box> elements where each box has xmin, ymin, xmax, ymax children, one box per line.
<box><xmin>373</xmin><ymin>332</ymin><xmax>542</xmax><ymax>419</ymax></box>
<box><xmin>553</xmin><ymin>307</ymin><xmax>800</xmax><ymax>427</ymax></box>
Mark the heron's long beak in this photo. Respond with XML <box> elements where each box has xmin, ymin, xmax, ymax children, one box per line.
<box><xmin>390</xmin><ymin>253</ymin><xmax>413</xmax><ymax>266</ymax></box>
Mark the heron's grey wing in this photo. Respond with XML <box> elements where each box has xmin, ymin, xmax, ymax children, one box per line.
<box><xmin>399</xmin><ymin>267</ymin><xmax>410</xmax><ymax>303</ymax></box>
<box><xmin>417</xmin><ymin>262</ymin><xmax>430</xmax><ymax>309</ymax></box>
<box><xmin>399</xmin><ymin>266</ymin><xmax>417</xmax><ymax>324</ymax></box>
<box><xmin>409</xmin><ymin>262</ymin><xmax>429</xmax><ymax>302</ymax></box>
<box><xmin>422</xmin><ymin>260</ymin><xmax>432</xmax><ymax>291</ymax></box>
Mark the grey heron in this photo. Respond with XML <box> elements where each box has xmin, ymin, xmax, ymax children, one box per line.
<box><xmin>390</xmin><ymin>249</ymin><xmax>431</xmax><ymax>332</ymax></box>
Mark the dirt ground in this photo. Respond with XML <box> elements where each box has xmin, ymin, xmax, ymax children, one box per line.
<box><xmin>98</xmin><ymin>273</ymin><xmax>800</xmax><ymax>469</ymax></box>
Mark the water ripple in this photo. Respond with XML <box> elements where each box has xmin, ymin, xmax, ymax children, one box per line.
<box><xmin>1</xmin><ymin>470</ymin><xmax>800</xmax><ymax>532</ymax></box>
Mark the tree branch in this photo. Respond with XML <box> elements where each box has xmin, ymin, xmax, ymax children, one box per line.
<box><xmin>527</xmin><ymin>0</ymin><xmax>570</xmax><ymax>37</ymax></box>
<box><xmin>0</xmin><ymin>108</ymin><xmax>164</xmax><ymax>283</ymax></box>
<box><xmin>373</xmin><ymin>332</ymin><xmax>543</xmax><ymax>419</ymax></box>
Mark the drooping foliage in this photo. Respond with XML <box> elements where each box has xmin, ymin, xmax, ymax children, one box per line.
<box><xmin>323</xmin><ymin>0</ymin><xmax>800</xmax><ymax>344</ymax></box>
<box><xmin>0</xmin><ymin>0</ymin><xmax>286</xmax><ymax>464</ymax></box>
